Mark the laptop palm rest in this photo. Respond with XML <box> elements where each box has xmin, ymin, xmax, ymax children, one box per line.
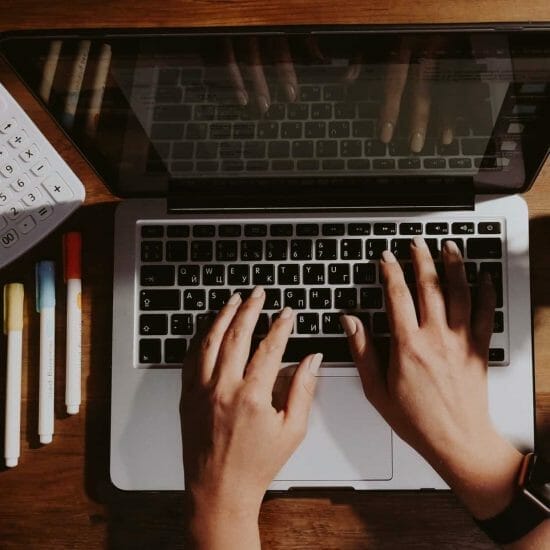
<box><xmin>273</xmin><ymin>376</ymin><xmax>392</xmax><ymax>482</ymax></box>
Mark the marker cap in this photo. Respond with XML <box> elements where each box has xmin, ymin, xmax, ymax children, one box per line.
<box><xmin>63</xmin><ymin>232</ymin><xmax>82</xmax><ymax>281</ymax></box>
<box><xmin>36</xmin><ymin>261</ymin><xmax>56</xmax><ymax>312</ymax></box>
<box><xmin>3</xmin><ymin>283</ymin><xmax>24</xmax><ymax>333</ymax></box>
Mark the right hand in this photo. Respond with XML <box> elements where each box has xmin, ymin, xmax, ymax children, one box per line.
<box><xmin>342</xmin><ymin>237</ymin><xmax>524</xmax><ymax>520</ymax></box>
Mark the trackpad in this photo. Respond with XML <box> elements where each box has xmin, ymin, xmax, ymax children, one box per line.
<box><xmin>274</xmin><ymin>376</ymin><xmax>392</xmax><ymax>481</ymax></box>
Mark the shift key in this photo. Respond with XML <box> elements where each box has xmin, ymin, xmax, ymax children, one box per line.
<box><xmin>140</xmin><ymin>289</ymin><xmax>180</xmax><ymax>310</ymax></box>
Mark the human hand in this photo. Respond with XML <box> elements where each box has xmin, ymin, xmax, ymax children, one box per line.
<box><xmin>342</xmin><ymin>237</ymin><xmax>524</xmax><ymax>520</ymax></box>
<box><xmin>181</xmin><ymin>287</ymin><xmax>322</xmax><ymax>549</ymax></box>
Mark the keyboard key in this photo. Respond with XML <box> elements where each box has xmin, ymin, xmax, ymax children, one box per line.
<box><xmin>216</xmin><ymin>240</ymin><xmax>238</xmax><ymax>261</ymax></box>
<box><xmin>328</xmin><ymin>264</ymin><xmax>350</xmax><ymax>284</ymax></box>
<box><xmin>329</xmin><ymin>121</ymin><xmax>350</xmax><ymax>138</ymax></box>
<box><xmin>165</xmin><ymin>339</ymin><xmax>187</xmax><ymax>363</ymax></box>
<box><xmin>257</xmin><ymin>122</ymin><xmax>279</xmax><ymax>139</ymax></box>
<box><xmin>364</xmin><ymin>140</ymin><xmax>387</xmax><ymax>156</ymax></box>
<box><xmin>264</xmin><ymin>289</ymin><xmax>282</xmax><ymax>310</ymax></box>
<box><xmin>373</xmin><ymin>159</ymin><xmax>395</xmax><ymax>169</ymax></box>
<box><xmin>322</xmin><ymin>223</ymin><xmax>345</xmax><ymax>236</ymax></box>
<box><xmin>265</xmin><ymin>104</ymin><xmax>285</xmax><ymax>120</ymax></box>
<box><xmin>296</xmin><ymin>224</ymin><xmax>319</xmax><ymax>236</ymax></box>
<box><xmin>348</xmin><ymin>223</ymin><xmax>371</xmax><ymax>235</ymax></box>
<box><xmin>191</xmin><ymin>240</ymin><xmax>213</xmax><ymax>261</ymax></box>
<box><xmin>305</xmin><ymin>122</ymin><xmax>326</xmax><ymax>138</ymax></box>
<box><xmin>140</xmin><ymin>289</ymin><xmax>180</xmax><ymax>311</ymax></box>
<box><xmin>288</xmin><ymin>104</ymin><xmax>309</xmax><ymax>120</ymax></box>
<box><xmin>334</xmin><ymin>102</ymin><xmax>356</xmax><ymax>119</ymax></box>
<box><xmin>322</xmin><ymin>313</ymin><xmax>344</xmax><ymax>334</ymax></box>
<box><xmin>297</xmin><ymin>313</ymin><xmax>320</xmax><ymax>334</ymax></box>
<box><xmin>139</xmin><ymin>339</ymin><xmax>161</xmax><ymax>363</ymax></box>
<box><xmin>426</xmin><ymin>239</ymin><xmax>439</xmax><ymax>259</ymax></box>
<box><xmin>424</xmin><ymin>158</ymin><xmax>446</xmax><ymax>169</ymax></box>
<box><xmin>480</xmin><ymin>262</ymin><xmax>503</xmax><ymax>307</ymax></box>
<box><xmin>315</xmin><ymin>239</ymin><xmax>337</xmax><ymax>260</ymax></box>
<box><xmin>166</xmin><ymin>241</ymin><xmax>188</xmax><ymax>262</ymax></box>
<box><xmin>245</xmin><ymin>224</ymin><xmax>267</xmax><ymax>237</ymax></box>
<box><xmin>300</xmin><ymin>85</ymin><xmax>321</xmax><ymax>101</ymax></box>
<box><xmin>290</xmin><ymin>239</ymin><xmax>312</xmax><ymax>260</ymax></box>
<box><xmin>465</xmin><ymin>262</ymin><xmax>477</xmax><ymax>284</ymax></box>
<box><xmin>373</xmin><ymin>312</ymin><xmax>390</xmax><ymax>333</ymax></box>
<box><xmin>141</xmin><ymin>225</ymin><xmax>164</xmax><ymax>238</ymax></box>
<box><xmin>141</xmin><ymin>241</ymin><xmax>163</xmax><ymax>262</ymax></box>
<box><xmin>441</xmin><ymin>238</ymin><xmax>464</xmax><ymax>256</ymax></box>
<box><xmin>141</xmin><ymin>265</ymin><xmax>175</xmax><ymax>286</ymax></box>
<box><xmin>266</xmin><ymin>240</ymin><xmax>288</xmax><ymax>261</ymax></box>
<box><xmin>399</xmin><ymin>223</ymin><xmax>422</xmax><ymax>235</ymax></box>
<box><xmin>398</xmin><ymin>158</ymin><xmax>421</xmax><ymax>169</ymax></box>
<box><xmin>467</xmin><ymin>238</ymin><xmax>502</xmax><ymax>259</ymax></box>
<box><xmin>282</xmin><ymin>337</ymin><xmax>351</xmax><ymax>362</ymax></box>
<box><xmin>489</xmin><ymin>348</ymin><xmax>505</xmax><ymax>362</ymax></box>
<box><xmin>278</xmin><ymin>264</ymin><xmax>300</xmax><ymax>285</ymax></box>
<box><xmin>452</xmin><ymin>222</ymin><xmax>474</xmax><ymax>234</ymax></box>
<box><xmin>241</xmin><ymin>240</ymin><xmax>263</xmax><ymax>261</ymax></box>
<box><xmin>361</xmin><ymin>287</ymin><xmax>383</xmax><ymax>309</ymax></box>
<box><xmin>365</xmin><ymin>239</ymin><xmax>387</xmax><ymax>260</ymax></box>
<box><xmin>478</xmin><ymin>222</ymin><xmax>501</xmax><ymax>234</ymax></box>
<box><xmin>203</xmin><ymin>265</ymin><xmax>225</xmax><ymax>285</ymax></box>
<box><xmin>183</xmin><ymin>289</ymin><xmax>207</xmax><ymax>310</ymax></box>
<box><xmin>340</xmin><ymin>239</ymin><xmax>362</xmax><ymax>260</ymax></box>
<box><xmin>167</xmin><ymin>225</ymin><xmax>190</xmax><ymax>238</ymax></box>
<box><xmin>426</xmin><ymin>222</ymin><xmax>449</xmax><ymax>235</ymax></box>
<box><xmin>316</xmin><ymin>141</ymin><xmax>338</xmax><ymax>158</ymax></box>
<box><xmin>139</xmin><ymin>314</ymin><xmax>168</xmax><ymax>335</ymax></box>
<box><xmin>494</xmin><ymin>311</ymin><xmax>504</xmax><ymax>333</ymax></box>
<box><xmin>282</xmin><ymin>122</ymin><xmax>302</xmax><ymax>139</ymax></box>
<box><xmin>270</xmin><ymin>224</ymin><xmax>293</xmax><ymax>236</ymax></box>
<box><xmin>324</xmin><ymin>85</ymin><xmax>345</xmax><ymax>101</ymax></box>
<box><xmin>268</xmin><ymin>141</ymin><xmax>290</xmax><ymax>158</ymax></box>
<box><xmin>374</xmin><ymin>223</ymin><xmax>397</xmax><ymax>235</ymax></box>
<box><xmin>303</xmin><ymin>264</ymin><xmax>325</xmax><ymax>285</ymax></box>
<box><xmin>171</xmin><ymin>314</ymin><xmax>194</xmax><ymax>335</ymax></box>
<box><xmin>335</xmin><ymin>288</ymin><xmax>357</xmax><ymax>309</ymax></box>
<box><xmin>284</xmin><ymin>288</ymin><xmax>306</xmax><ymax>309</ymax></box>
<box><xmin>347</xmin><ymin>159</ymin><xmax>371</xmax><ymax>170</ymax></box>
<box><xmin>449</xmin><ymin>158</ymin><xmax>472</xmax><ymax>169</ymax></box>
<box><xmin>311</xmin><ymin>103</ymin><xmax>332</xmax><ymax>119</ymax></box>
<box><xmin>234</xmin><ymin>123</ymin><xmax>255</xmax><ymax>139</ymax></box>
<box><xmin>209</xmin><ymin>289</ymin><xmax>231</xmax><ymax>310</ymax></box>
<box><xmin>353</xmin><ymin>263</ymin><xmax>376</xmax><ymax>284</ymax></box>
<box><xmin>218</xmin><ymin>225</ymin><xmax>241</xmax><ymax>237</ymax></box>
<box><xmin>253</xmin><ymin>264</ymin><xmax>275</xmax><ymax>285</ymax></box>
<box><xmin>228</xmin><ymin>264</ymin><xmax>250</xmax><ymax>285</ymax></box>
<box><xmin>391</xmin><ymin>239</ymin><xmax>412</xmax><ymax>259</ymax></box>
<box><xmin>193</xmin><ymin>225</ymin><xmax>215</xmax><ymax>237</ymax></box>
<box><xmin>178</xmin><ymin>265</ymin><xmax>200</xmax><ymax>285</ymax></box>
<box><xmin>243</xmin><ymin>141</ymin><xmax>266</xmax><ymax>158</ymax></box>
<box><xmin>310</xmin><ymin>288</ymin><xmax>332</xmax><ymax>309</ymax></box>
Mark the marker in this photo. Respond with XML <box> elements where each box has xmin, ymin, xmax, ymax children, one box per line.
<box><xmin>64</xmin><ymin>233</ymin><xmax>82</xmax><ymax>415</ymax></box>
<box><xmin>39</xmin><ymin>40</ymin><xmax>62</xmax><ymax>103</ymax></box>
<box><xmin>36</xmin><ymin>261</ymin><xmax>56</xmax><ymax>444</ymax></box>
<box><xmin>62</xmin><ymin>40</ymin><xmax>91</xmax><ymax>128</ymax></box>
<box><xmin>3</xmin><ymin>283</ymin><xmax>24</xmax><ymax>467</ymax></box>
<box><xmin>85</xmin><ymin>43</ymin><xmax>111</xmax><ymax>136</ymax></box>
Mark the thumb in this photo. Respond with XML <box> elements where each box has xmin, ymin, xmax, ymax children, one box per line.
<box><xmin>340</xmin><ymin>315</ymin><xmax>387</xmax><ymax>406</ymax></box>
<box><xmin>284</xmin><ymin>353</ymin><xmax>322</xmax><ymax>436</ymax></box>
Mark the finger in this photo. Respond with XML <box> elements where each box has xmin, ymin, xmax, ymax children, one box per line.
<box><xmin>273</xmin><ymin>36</ymin><xmax>298</xmax><ymax>102</ymax></box>
<box><xmin>246</xmin><ymin>306</ymin><xmax>294</xmax><ymax>394</ymax></box>
<box><xmin>472</xmin><ymin>272</ymin><xmax>496</xmax><ymax>356</ymax></box>
<box><xmin>378</xmin><ymin>41</ymin><xmax>411</xmax><ymax>143</ymax></box>
<box><xmin>245</xmin><ymin>36</ymin><xmax>271</xmax><ymax>114</ymax></box>
<box><xmin>408</xmin><ymin>58</ymin><xmax>432</xmax><ymax>153</ymax></box>
<box><xmin>284</xmin><ymin>353</ymin><xmax>322</xmax><ymax>433</ymax></box>
<box><xmin>411</xmin><ymin>236</ymin><xmax>447</xmax><ymax>327</ymax></box>
<box><xmin>379</xmin><ymin>250</ymin><xmax>418</xmax><ymax>336</ymax></box>
<box><xmin>304</xmin><ymin>35</ymin><xmax>328</xmax><ymax>63</ymax></box>
<box><xmin>224</xmin><ymin>37</ymin><xmax>248</xmax><ymax>106</ymax></box>
<box><xmin>344</xmin><ymin>50</ymin><xmax>363</xmax><ymax>83</ymax></box>
<box><xmin>197</xmin><ymin>292</ymin><xmax>242</xmax><ymax>385</ymax></box>
<box><xmin>340</xmin><ymin>315</ymin><xmax>387</xmax><ymax>408</ymax></box>
<box><xmin>442</xmin><ymin>240</ymin><xmax>470</xmax><ymax>331</ymax></box>
<box><xmin>214</xmin><ymin>286</ymin><xmax>265</xmax><ymax>385</ymax></box>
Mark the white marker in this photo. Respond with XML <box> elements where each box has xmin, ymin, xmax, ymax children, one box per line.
<box><xmin>36</xmin><ymin>261</ymin><xmax>56</xmax><ymax>444</ymax></box>
<box><xmin>62</xmin><ymin>40</ymin><xmax>91</xmax><ymax>128</ymax></box>
<box><xmin>3</xmin><ymin>283</ymin><xmax>24</xmax><ymax>467</ymax></box>
<box><xmin>64</xmin><ymin>233</ymin><xmax>82</xmax><ymax>415</ymax></box>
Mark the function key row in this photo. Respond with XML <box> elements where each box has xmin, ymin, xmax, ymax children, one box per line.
<box><xmin>141</xmin><ymin>221</ymin><xmax>502</xmax><ymax>239</ymax></box>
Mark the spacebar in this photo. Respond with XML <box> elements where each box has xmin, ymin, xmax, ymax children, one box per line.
<box><xmin>282</xmin><ymin>338</ymin><xmax>353</xmax><ymax>363</ymax></box>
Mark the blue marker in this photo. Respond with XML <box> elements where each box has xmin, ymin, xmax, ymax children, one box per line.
<box><xmin>36</xmin><ymin>261</ymin><xmax>56</xmax><ymax>444</ymax></box>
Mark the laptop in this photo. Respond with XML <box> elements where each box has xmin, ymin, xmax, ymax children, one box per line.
<box><xmin>1</xmin><ymin>25</ymin><xmax>548</xmax><ymax>490</ymax></box>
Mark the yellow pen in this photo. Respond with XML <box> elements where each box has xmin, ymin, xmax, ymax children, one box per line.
<box><xmin>3</xmin><ymin>283</ymin><xmax>24</xmax><ymax>467</ymax></box>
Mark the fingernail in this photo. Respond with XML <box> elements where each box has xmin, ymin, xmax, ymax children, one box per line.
<box><xmin>340</xmin><ymin>315</ymin><xmax>357</xmax><ymax>337</ymax></box>
<box><xmin>379</xmin><ymin>121</ymin><xmax>394</xmax><ymax>143</ymax></box>
<box><xmin>443</xmin><ymin>239</ymin><xmax>461</xmax><ymax>257</ymax></box>
<box><xmin>285</xmin><ymin>83</ymin><xmax>297</xmax><ymax>102</ymax></box>
<box><xmin>280</xmin><ymin>306</ymin><xmax>293</xmax><ymax>319</ymax></box>
<box><xmin>308</xmin><ymin>353</ymin><xmax>323</xmax><ymax>374</ymax></box>
<box><xmin>257</xmin><ymin>95</ymin><xmax>269</xmax><ymax>113</ymax></box>
<box><xmin>382</xmin><ymin>250</ymin><xmax>397</xmax><ymax>263</ymax></box>
<box><xmin>251</xmin><ymin>285</ymin><xmax>264</xmax><ymax>298</ymax></box>
<box><xmin>412</xmin><ymin>235</ymin><xmax>428</xmax><ymax>249</ymax></box>
<box><xmin>441</xmin><ymin>127</ymin><xmax>453</xmax><ymax>145</ymax></box>
<box><xmin>236</xmin><ymin>90</ymin><xmax>248</xmax><ymax>106</ymax></box>
<box><xmin>228</xmin><ymin>292</ymin><xmax>242</xmax><ymax>305</ymax></box>
<box><xmin>410</xmin><ymin>131</ymin><xmax>425</xmax><ymax>153</ymax></box>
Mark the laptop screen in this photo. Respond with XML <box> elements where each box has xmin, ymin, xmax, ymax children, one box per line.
<box><xmin>1</xmin><ymin>28</ymin><xmax>549</xmax><ymax>199</ymax></box>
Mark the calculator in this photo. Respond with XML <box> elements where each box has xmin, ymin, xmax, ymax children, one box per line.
<box><xmin>0</xmin><ymin>82</ymin><xmax>85</xmax><ymax>269</ymax></box>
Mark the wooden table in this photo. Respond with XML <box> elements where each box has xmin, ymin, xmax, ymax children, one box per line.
<box><xmin>0</xmin><ymin>2</ymin><xmax>549</xmax><ymax>548</ymax></box>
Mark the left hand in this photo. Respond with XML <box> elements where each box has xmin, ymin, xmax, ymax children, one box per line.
<box><xmin>181</xmin><ymin>286</ymin><xmax>322</xmax><ymax>548</ymax></box>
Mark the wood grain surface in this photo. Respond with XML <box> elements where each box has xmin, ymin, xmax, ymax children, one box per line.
<box><xmin>0</xmin><ymin>2</ymin><xmax>549</xmax><ymax>548</ymax></box>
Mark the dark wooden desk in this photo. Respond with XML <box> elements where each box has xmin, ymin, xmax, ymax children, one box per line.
<box><xmin>1</xmin><ymin>2</ymin><xmax>549</xmax><ymax>548</ymax></box>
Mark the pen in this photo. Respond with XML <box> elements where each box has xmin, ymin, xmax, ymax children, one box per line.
<box><xmin>3</xmin><ymin>283</ymin><xmax>24</xmax><ymax>467</ymax></box>
<box><xmin>63</xmin><ymin>233</ymin><xmax>82</xmax><ymax>415</ymax></box>
<box><xmin>36</xmin><ymin>261</ymin><xmax>56</xmax><ymax>445</ymax></box>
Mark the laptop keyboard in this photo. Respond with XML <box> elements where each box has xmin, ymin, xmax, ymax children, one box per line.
<box><xmin>136</xmin><ymin>218</ymin><xmax>508</xmax><ymax>368</ymax></box>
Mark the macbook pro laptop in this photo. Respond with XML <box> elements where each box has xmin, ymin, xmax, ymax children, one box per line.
<box><xmin>1</xmin><ymin>25</ymin><xmax>549</xmax><ymax>490</ymax></box>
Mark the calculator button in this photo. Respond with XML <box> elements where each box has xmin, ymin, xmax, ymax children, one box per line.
<box><xmin>31</xmin><ymin>158</ymin><xmax>50</xmax><ymax>177</ymax></box>
<box><xmin>0</xmin><ymin>118</ymin><xmax>16</xmax><ymax>134</ymax></box>
<box><xmin>19</xmin><ymin>143</ymin><xmax>39</xmax><ymax>163</ymax></box>
<box><xmin>42</xmin><ymin>173</ymin><xmax>74</xmax><ymax>202</ymax></box>
<box><xmin>0</xmin><ymin>159</ymin><xmax>20</xmax><ymax>179</ymax></box>
<box><xmin>8</xmin><ymin>130</ymin><xmax>29</xmax><ymax>149</ymax></box>
<box><xmin>10</xmin><ymin>174</ymin><xmax>30</xmax><ymax>193</ymax></box>
<box><xmin>0</xmin><ymin>228</ymin><xmax>18</xmax><ymax>248</ymax></box>
<box><xmin>22</xmin><ymin>188</ymin><xmax>42</xmax><ymax>206</ymax></box>
<box><xmin>0</xmin><ymin>188</ymin><xmax>12</xmax><ymax>204</ymax></box>
<box><xmin>36</xmin><ymin>204</ymin><xmax>53</xmax><ymax>220</ymax></box>
<box><xmin>5</xmin><ymin>201</ymin><xmax>23</xmax><ymax>220</ymax></box>
<box><xmin>16</xmin><ymin>215</ymin><xmax>36</xmax><ymax>234</ymax></box>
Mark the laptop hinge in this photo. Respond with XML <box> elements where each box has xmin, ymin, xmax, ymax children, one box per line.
<box><xmin>167</xmin><ymin>176</ymin><xmax>475</xmax><ymax>213</ymax></box>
